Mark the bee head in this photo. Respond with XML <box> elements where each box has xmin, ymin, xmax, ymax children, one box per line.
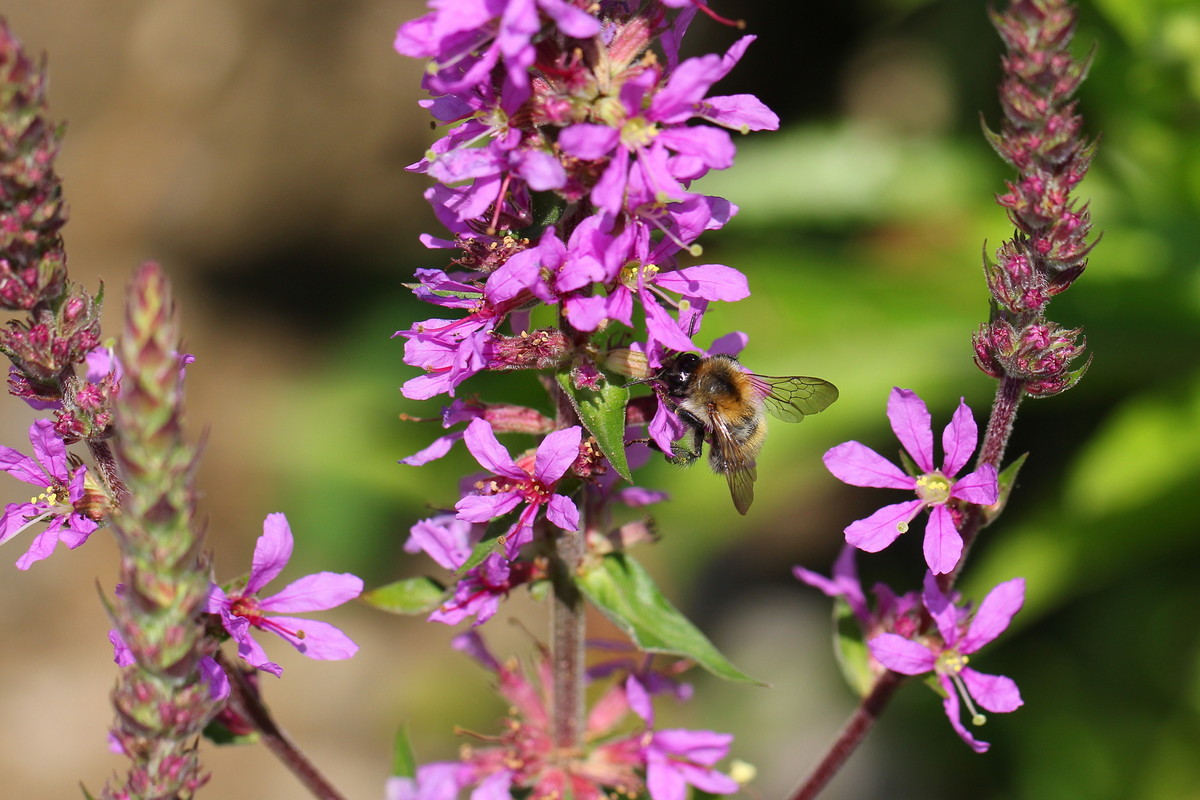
<box><xmin>655</xmin><ymin>352</ymin><xmax>702</xmax><ymax>397</ymax></box>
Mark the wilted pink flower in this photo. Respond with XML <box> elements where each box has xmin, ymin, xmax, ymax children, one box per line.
<box><xmin>208</xmin><ymin>513</ymin><xmax>363</xmax><ymax>676</ymax></box>
<box><xmin>823</xmin><ymin>388</ymin><xmax>999</xmax><ymax>574</ymax></box>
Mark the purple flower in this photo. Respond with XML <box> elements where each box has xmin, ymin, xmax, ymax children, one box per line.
<box><xmin>869</xmin><ymin>573</ymin><xmax>1025</xmax><ymax>752</ymax></box>
<box><xmin>386</xmin><ymin>762</ymin><xmax>475</xmax><ymax>800</ymax></box>
<box><xmin>0</xmin><ymin>418</ymin><xmax>99</xmax><ymax>569</ymax></box>
<box><xmin>406</xmin><ymin>514</ymin><xmax>534</xmax><ymax>626</ymax></box>
<box><xmin>627</xmin><ymin>677</ymin><xmax>738</xmax><ymax>800</ymax></box>
<box><xmin>455</xmin><ymin>418</ymin><xmax>581</xmax><ymax>558</ymax></box>
<box><xmin>207</xmin><ymin>513</ymin><xmax>363</xmax><ymax>676</ymax></box>
<box><xmin>559</xmin><ymin>36</ymin><xmax>777</xmax><ymax>216</ymax></box>
<box><xmin>823</xmin><ymin>388</ymin><xmax>999</xmax><ymax>574</ymax></box>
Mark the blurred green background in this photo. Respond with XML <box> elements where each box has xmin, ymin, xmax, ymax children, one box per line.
<box><xmin>0</xmin><ymin>0</ymin><xmax>1197</xmax><ymax>798</ymax></box>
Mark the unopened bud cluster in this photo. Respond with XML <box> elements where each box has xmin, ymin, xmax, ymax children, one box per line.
<box><xmin>973</xmin><ymin>0</ymin><xmax>1094</xmax><ymax>397</ymax></box>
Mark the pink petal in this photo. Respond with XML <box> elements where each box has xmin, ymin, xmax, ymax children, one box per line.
<box><xmin>844</xmin><ymin>499</ymin><xmax>924</xmax><ymax>552</ymax></box>
<box><xmin>887</xmin><ymin>388</ymin><xmax>934</xmax><ymax>473</ymax></box>
<box><xmin>0</xmin><ymin>444</ymin><xmax>45</xmax><ymax>486</ymax></box>
<box><xmin>269</xmin><ymin>616</ymin><xmax>359</xmax><ymax>661</ymax></box>
<box><xmin>463</xmin><ymin>418</ymin><xmax>526</xmax><ymax>480</ymax></box>
<box><xmin>941</xmin><ymin>399</ymin><xmax>979</xmax><ymax>476</ymax></box>
<box><xmin>962</xmin><ymin>667</ymin><xmax>1023</xmax><ymax>713</ymax></box>
<box><xmin>14</xmin><ymin>517</ymin><xmax>65</xmax><ymax>570</ymax></box>
<box><xmin>558</xmin><ymin>123</ymin><xmax>620</xmax><ymax>160</ymax></box>
<box><xmin>961</xmin><ymin>577</ymin><xmax>1025</xmax><ymax>653</ymax></box>
<box><xmin>868</xmin><ymin>633</ymin><xmax>935</xmax><ymax>675</ymax></box>
<box><xmin>248</xmin><ymin>513</ymin><xmax>294</xmax><ymax>594</ymax></box>
<box><xmin>823</xmin><ymin>441</ymin><xmax>914</xmax><ymax>489</ymax></box>
<box><xmin>545</xmin><ymin>493</ymin><xmax>579</xmax><ymax>532</ymax></box>
<box><xmin>654</xmin><ymin>264</ymin><xmax>750</xmax><ymax>302</ymax></box>
<box><xmin>28</xmin><ymin>418</ymin><xmax>67</xmax><ymax>481</ymax></box>
<box><xmin>534</xmin><ymin>426</ymin><xmax>582</xmax><ymax>483</ymax></box>
<box><xmin>261</xmin><ymin>572</ymin><xmax>363</xmax><ymax>613</ymax></box>
<box><xmin>939</xmin><ymin>674</ymin><xmax>989</xmax><ymax>752</ymax></box>
<box><xmin>455</xmin><ymin>491</ymin><xmax>523</xmax><ymax>523</ymax></box>
<box><xmin>0</xmin><ymin>501</ymin><xmax>39</xmax><ymax>545</ymax></box>
<box><xmin>922</xmin><ymin>570</ymin><xmax>959</xmax><ymax>645</ymax></box>
<box><xmin>951</xmin><ymin>464</ymin><xmax>999</xmax><ymax>505</ymax></box>
<box><xmin>923</xmin><ymin>505</ymin><xmax>963</xmax><ymax>576</ymax></box>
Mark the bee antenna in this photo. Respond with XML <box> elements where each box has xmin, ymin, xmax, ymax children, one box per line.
<box><xmin>623</xmin><ymin>376</ymin><xmax>654</xmax><ymax>389</ymax></box>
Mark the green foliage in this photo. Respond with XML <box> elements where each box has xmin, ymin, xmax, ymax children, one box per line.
<box><xmin>556</xmin><ymin>374</ymin><xmax>633</xmax><ymax>482</ymax></box>
<box><xmin>360</xmin><ymin>577</ymin><xmax>447</xmax><ymax>615</ymax></box>
<box><xmin>578</xmin><ymin>553</ymin><xmax>760</xmax><ymax>685</ymax></box>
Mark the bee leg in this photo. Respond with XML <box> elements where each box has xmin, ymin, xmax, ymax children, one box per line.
<box><xmin>666</xmin><ymin>410</ymin><xmax>705</xmax><ymax>468</ymax></box>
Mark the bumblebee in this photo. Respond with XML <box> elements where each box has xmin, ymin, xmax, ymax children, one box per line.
<box><xmin>653</xmin><ymin>353</ymin><xmax>837</xmax><ymax>515</ymax></box>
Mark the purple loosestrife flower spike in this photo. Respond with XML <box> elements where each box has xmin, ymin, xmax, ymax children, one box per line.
<box><xmin>102</xmin><ymin>263</ymin><xmax>219</xmax><ymax>800</ymax></box>
<box><xmin>869</xmin><ymin>574</ymin><xmax>1025</xmax><ymax>752</ymax></box>
<box><xmin>0</xmin><ymin>20</ymin><xmax>67</xmax><ymax>312</ymax></box>
<box><xmin>973</xmin><ymin>0</ymin><xmax>1095</xmax><ymax>398</ymax></box>
<box><xmin>208</xmin><ymin>512</ymin><xmax>363</xmax><ymax>677</ymax></box>
<box><xmin>823</xmin><ymin>388</ymin><xmax>999</xmax><ymax>575</ymax></box>
<box><xmin>0</xmin><ymin>417</ymin><xmax>99</xmax><ymax>568</ymax></box>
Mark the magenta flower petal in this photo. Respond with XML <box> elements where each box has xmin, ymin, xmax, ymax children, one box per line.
<box><xmin>247</xmin><ymin>513</ymin><xmax>294</xmax><ymax>594</ymax></box>
<box><xmin>923</xmin><ymin>505</ymin><xmax>963</xmax><ymax>576</ymax></box>
<box><xmin>260</xmin><ymin>572</ymin><xmax>365</xmax><ymax>613</ymax></box>
<box><xmin>558</xmin><ymin>123</ymin><xmax>620</xmax><ymax>160</ymax></box>
<box><xmin>0</xmin><ymin>442</ymin><xmax>45</xmax><ymax>485</ymax></box>
<box><xmin>267</xmin><ymin>616</ymin><xmax>359</xmax><ymax>661</ymax></box>
<box><xmin>653</xmin><ymin>264</ymin><xmax>749</xmax><ymax>302</ymax></box>
<box><xmin>951</xmin><ymin>464</ymin><xmax>999</xmax><ymax>506</ymax></box>
<box><xmin>844</xmin><ymin>499</ymin><xmax>924</xmax><ymax>552</ymax></box>
<box><xmin>533</xmin><ymin>426</ymin><xmax>582</xmax><ymax>483</ymax></box>
<box><xmin>545</xmin><ymin>493</ymin><xmax>579</xmax><ymax>532</ymax></box>
<box><xmin>941</xmin><ymin>399</ymin><xmax>979</xmax><ymax>476</ymax></box>
<box><xmin>869</xmin><ymin>632</ymin><xmax>936</xmax><ymax>675</ymax></box>
<box><xmin>823</xmin><ymin>441</ymin><xmax>915</xmax><ymax>490</ymax></box>
<box><xmin>887</xmin><ymin>388</ymin><xmax>935</xmax><ymax>472</ymax></box>
<box><xmin>15</xmin><ymin>518</ymin><xmax>66</xmax><ymax>570</ymax></box>
<box><xmin>455</xmin><ymin>491</ymin><xmax>522</xmax><ymax>523</ymax></box>
<box><xmin>961</xmin><ymin>577</ymin><xmax>1025</xmax><ymax>653</ymax></box>
<box><xmin>963</xmin><ymin>667</ymin><xmax>1023</xmax><ymax>713</ymax></box>
<box><xmin>29</xmin><ymin>418</ymin><xmax>68</xmax><ymax>482</ymax></box>
<box><xmin>463</xmin><ymin>418</ymin><xmax>526</xmax><ymax>479</ymax></box>
<box><xmin>939</xmin><ymin>674</ymin><xmax>989</xmax><ymax>753</ymax></box>
<box><xmin>921</xmin><ymin>570</ymin><xmax>959</xmax><ymax>644</ymax></box>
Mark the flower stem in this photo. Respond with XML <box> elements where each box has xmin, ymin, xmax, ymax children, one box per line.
<box><xmin>786</xmin><ymin>671</ymin><xmax>905</xmax><ymax>800</ymax></box>
<box><xmin>978</xmin><ymin>375</ymin><xmax>1024</xmax><ymax>472</ymax></box>
<box><xmin>549</xmin><ymin>524</ymin><xmax>586</xmax><ymax>749</ymax></box>
<box><xmin>215</xmin><ymin>651</ymin><xmax>348</xmax><ymax>800</ymax></box>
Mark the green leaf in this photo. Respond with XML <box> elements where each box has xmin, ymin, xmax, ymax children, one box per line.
<box><xmin>556</xmin><ymin>374</ymin><xmax>632</xmax><ymax>482</ymax></box>
<box><xmin>832</xmin><ymin>597</ymin><xmax>874</xmax><ymax>697</ymax></box>
<box><xmin>577</xmin><ymin>553</ymin><xmax>761</xmax><ymax>684</ymax></box>
<box><xmin>360</xmin><ymin>577</ymin><xmax>447</xmax><ymax>615</ymax></box>
<box><xmin>458</xmin><ymin>534</ymin><xmax>505</xmax><ymax>575</ymax></box>
<box><xmin>392</xmin><ymin>722</ymin><xmax>417</xmax><ymax>778</ymax></box>
<box><xmin>982</xmin><ymin>451</ymin><xmax>1028</xmax><ymax>526</ymax></box>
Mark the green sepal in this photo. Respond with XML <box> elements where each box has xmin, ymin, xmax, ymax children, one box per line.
<box><xmin>360</xmin><ymin>577</ymin><xmax>448</xmax><ymax>615</ymax></box>
<box><xmin>392</xmin><ymin>722</ymin><xmax>417</xmax><ymax>778</ymax></box>
<box><xmin>457</xmin><ymin>533</ymin><xmax>506</xmax><ymax>575</ymax></box>
<box><xmin>981</xmin><ymin>451</ymin><xmax>1028</xmax><ymax>527</ymax></box>
<box><xmin>203</xmin><ymin>718</ymin><xmax>260</xmax><ymax>746</ymax></box>
<box><xmin>79</xmin><ymin>784</ymin><xmax>99</xmax><ymax>800</ymax></box>
<box><xmin>832</xmin><ymin>596</ymin><xmax>874</xmax><ymax>697</ymax></box>
<box><xmin>578</xmin><ymin>553</ymin><xmax>762</xmax><ymax>685</ymax></box>
<box><xmin>897</xmin><ymin>447</ymin><xmax>921</xmax><ymax>478</ymax></box>
<box><xmin>556</xmin><ymin>374</ymin><xmax>632</xmax><ymax>482</ymax></box>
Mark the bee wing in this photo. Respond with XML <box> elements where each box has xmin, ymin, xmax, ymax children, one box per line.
<box><xmin>709</xmin><ymin>410</ymin><xmax>758</xmax><ymax>515</ymax></box>
<box><xmin>751</xmin><ymin>375</ymin><xmax>839</xmax><ymax>423</ymax></box>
